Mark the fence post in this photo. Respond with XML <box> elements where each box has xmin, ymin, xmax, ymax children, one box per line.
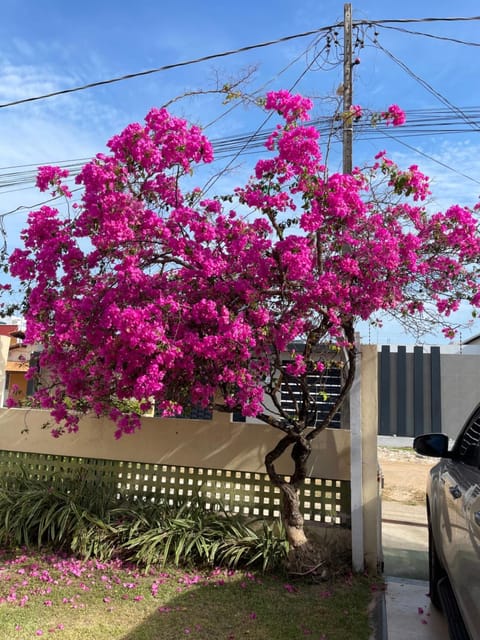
<box><xmin>351</xmin><ymin>343</ymin><xmax>380</xmax><ymax>573</ymax></box>
<box><xmin>360</xmin><ymin>344</ymin><xmax>381</xmax><ymax>573</ymax></box>
<box><xmin>350</xmin><ymin>342</ymin><xmax>364</xmax><ymax>572</ymax></box>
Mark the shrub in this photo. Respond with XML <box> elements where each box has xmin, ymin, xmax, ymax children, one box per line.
<box><xmin>0</xmin><ymin>472</ymin><xmax>289</xmax><ymax>572</ymax></box>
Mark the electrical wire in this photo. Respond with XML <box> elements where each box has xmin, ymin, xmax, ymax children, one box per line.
<box><xmin>0</xmin><ymin>25</ymin><xmax>340</xmax><ymax>110</ymax></box>
<box><xmin>376</xmin><ymin>23</ymin><xmax>480</xmax><ymax>47</ymax></box>
<box><xmin>201</xmin><ymin>40</ymin><xmax>331</xmax><ymax>196</ymax></box>
<box><xmin>373</xmin><ymin>127</ymin><xmax>480</xmax><ymax>186</ymax></box>
<box><xmin>2</xmin><ymin>16</ymin><xmax>480</xmax><ymax>110</ymax></box>
<box><xmin>3</xmin><ymin>105</ymin><xmax>480</xmax><ymax>194</ymax></box>
<box><xmin>0</xmin><ymin>189</ymin><xmax>82</xmax><ymax>220</ymax></box>
<box><xmin>370</xmin><ymin>34</ymin><xmax>480</xmax><ymax>133</ymax></box>
<box><xmin>355</xmin><ymin>16</ymin><xmax>480</xmax><ymax>25</ymax></box>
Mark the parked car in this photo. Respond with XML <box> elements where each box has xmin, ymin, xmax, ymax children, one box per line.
<box><xmin>414</xmin><ymin>404</ymin><xmax>480</xmax><ymax>640</ymax></box>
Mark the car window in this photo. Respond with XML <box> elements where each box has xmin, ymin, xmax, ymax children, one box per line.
<box><xmin>456</xmin><ymin>412</ymin><xmax>480</xmax><ymax>467</ymax></box>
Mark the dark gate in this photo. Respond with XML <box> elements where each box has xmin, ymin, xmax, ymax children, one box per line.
<box><xmin>378</xmin><ymin>345</ymin><xmax>442</xmax><ymax>437</ymax></box>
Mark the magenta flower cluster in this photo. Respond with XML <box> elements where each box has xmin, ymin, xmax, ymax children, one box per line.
<box><xmin>8</xmin><ymin>90</ymin><xmax>480</xmax><ymax>435</ymax></box>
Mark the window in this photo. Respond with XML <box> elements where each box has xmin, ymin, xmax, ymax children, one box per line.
<box><xmin>456</xmin><ymin>411</ymin><xmax>480</xmax><ymax>467</ymax></box>
<box><xmin>154</xmin><ymin>405</ymin><xmax>213</xmax><ymax>420</ymax></box>
<box><xmin>280</xmin><ymin>364</ymin><xmax>342</xmax><ymax>429</ymax></box>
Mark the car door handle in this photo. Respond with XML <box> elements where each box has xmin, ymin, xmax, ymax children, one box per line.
<box><xmin>449</xmin><ymin>485</ymin><xmax>462</xmax><ymax>499</ymax></box>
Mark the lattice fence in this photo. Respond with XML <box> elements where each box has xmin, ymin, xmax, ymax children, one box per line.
<box><xmin>0</xmin><ymin>449</ymin><xmax>351</xmax><ymax>526</ymax></box>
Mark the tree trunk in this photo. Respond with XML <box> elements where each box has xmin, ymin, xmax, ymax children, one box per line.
<box><xmin>278</xmin><ymin>482</ymin><xmax>308</xmax><ymax>548</ymax></box>
<box><xmin>265</xmin><ymin>433</ymin><xmax>311</xmax><ymax>547</ymax></box>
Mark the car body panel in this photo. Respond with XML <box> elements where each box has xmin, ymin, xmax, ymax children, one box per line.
<box><xmin>414</xmin><ymin>404</ymin><xmax>480</xmax><ymax>640</ymax></box>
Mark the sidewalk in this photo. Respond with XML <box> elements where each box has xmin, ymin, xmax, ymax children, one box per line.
<box><xmin>384</xmin><ymin>578</ymin><xmax>449</xmax><ymax>640</ymax></box>
<box><xmin>382</xmin><ymin>501</ymin><xmax>429</xmax><ymax>580</ymax></box>
<box><xmin>381</xmin><ymin>501</ymin><xmax>449</xmax><ymax>639</ymax></box>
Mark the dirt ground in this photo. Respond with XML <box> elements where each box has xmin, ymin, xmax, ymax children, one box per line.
<box><xmin>378</xmin><ymin>447</ymin><xmax>438</xmax><ymax>505</ymax></box>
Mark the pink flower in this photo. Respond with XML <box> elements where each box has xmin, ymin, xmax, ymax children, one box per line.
<box><xmin>349</xmin><ymin>104</ymin><xmax>362</xmax><ymax>120</ymax></box>
<box><xmin>382</xmin><ymin>104</ymin><xmax>406</xmax><ymax>126</ymax></box>
<box><xmin>36</xmin><ymin>165</ymin><xmax>72</xmax><ymax>197</ymax></box>
<box><xmin>9</xmin><ymin>89</ymin><xmax>480</xmax><ymax>472</ymax></box>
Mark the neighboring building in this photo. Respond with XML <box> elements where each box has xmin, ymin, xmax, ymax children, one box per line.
<box><xmin>378</xmin><ymin>341</ymin><xmax>480</xmax><ymax>440</ymax></box>
<box><xmin>0</xmin><ymin>324</ymin><xmax>36</xmax><ymax>407</ymax></box>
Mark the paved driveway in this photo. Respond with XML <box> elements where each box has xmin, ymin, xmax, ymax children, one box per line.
<box><xmin>382</xmin><ymin>501</ymin><xmax>449</xmax><ymax>639</ymax></box>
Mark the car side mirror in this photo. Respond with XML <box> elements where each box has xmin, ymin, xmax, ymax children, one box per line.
<box><xmin>413</xmin><ymin>433</ymin><xmax>450</xmax><ymax>458</ymax></box>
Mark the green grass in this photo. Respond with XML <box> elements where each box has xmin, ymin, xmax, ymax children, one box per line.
<box><xmin>0</xmin><ymin>550</ymin><xmax>381</xmax><ymax>640</ymax></box>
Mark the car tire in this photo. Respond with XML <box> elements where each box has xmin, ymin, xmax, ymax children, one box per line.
<box><xmin>428</xmin><ymin>520</ymin><xmax>445</xmax><ymax>611</ymax></box>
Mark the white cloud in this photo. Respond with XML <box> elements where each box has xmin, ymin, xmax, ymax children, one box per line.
<box><xmin>388</xmin><ymin>138</ymin><xmax>480</xmax><ymax>210</ymax></box>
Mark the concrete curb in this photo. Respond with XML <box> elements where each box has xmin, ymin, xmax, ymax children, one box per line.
<box><xmin>369</xmin><ymin>587</ymin><xmax>388</xmax><ymax>640</ymax></box>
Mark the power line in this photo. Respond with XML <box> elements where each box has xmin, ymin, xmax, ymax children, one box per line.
<box><xmin>3</xmin><ymin>105</ymin><xmax>480</xmax><ymax>192</ymax></box>
<box><xmin>0</xmin><ymin>189</ymin><xmax>81</xmax><ymax>220</ymax></box>
<box><xmin>0</xmin><ymin>105</ymin><xmax>463</xmax><ymax>175</ymax></box>
<box><xmin>370</xmin><ymin>34</ymin><xmax>480</xmax><ymax>133</ymax></box>
<box><xmin>355</xmin><ymin>16</ymin><xmax>480</xmax><ymax>25</ymax></box>
<box><xmin>0</xmin><ymin>26</ymin><xmax>339</xmax><ymax>110</ymax></box>
<box><xmin>2</xmin><ymin>104</ymin><xmax>480</xmax><ymax>173</ymax></box>
<box><xmin>2</xmin><ymin>16</ymin><xmax>480</xmax><ymax>111</ymax></box>
<box><xmin>374</xmin><ymin>128</ymin><xmax>480</xmax><ymax>187</ymax></box>
<box><xmin>377</xmin><ymin>23</ymin><xmax>480</xmax><ymax>47</ymax></box>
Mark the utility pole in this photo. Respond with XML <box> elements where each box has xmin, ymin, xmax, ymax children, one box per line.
<box><xmin>342</xmin><ymin>3</ymin><xmax>353</xmax><ymax>174</ymax></box>
<box><xmin>342</xmin><ymin>2</ymin><xmax>365</xmax><ymax>574</ymax></box>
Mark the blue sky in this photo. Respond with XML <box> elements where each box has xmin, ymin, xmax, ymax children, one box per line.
<box><xmin>1</xmin><ymin>0</ymin><xmax>480</xmax><ymax>344</ymax></box>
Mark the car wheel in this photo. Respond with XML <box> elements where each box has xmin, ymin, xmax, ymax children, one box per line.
<box><xmin>428</xmin><ymin>520</ymin><xmax>445</xmax><ymax>610</ymax></box>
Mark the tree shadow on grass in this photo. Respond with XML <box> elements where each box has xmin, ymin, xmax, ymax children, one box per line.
<box><xmin>119</xmin><ymin>569</ymin><xmax>375</xmax><ymax>640</ymax></box>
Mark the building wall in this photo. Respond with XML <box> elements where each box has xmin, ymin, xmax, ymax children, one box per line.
<box><xmin>0</xmin><ymin>336</ymin><xmax>9</xmax><ymax>407</ymax></box>
<box><xmin>440</xmin><ymin>354</ymin><xmax>480</xmax><ymax>438</ymax></box>
<box><xmin>378</xmin><ymin>345</ymin><xmax>480</xmax><ymax>440</ymax></box>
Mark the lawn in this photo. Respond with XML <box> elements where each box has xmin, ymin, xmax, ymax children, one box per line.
<box><xmin>0</xmin><ymin>550</ymin><xmax>380</xmax><ymax>640</ymax></box>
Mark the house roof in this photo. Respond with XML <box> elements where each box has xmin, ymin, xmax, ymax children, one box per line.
<box><xmin>5</xmin><ymin>362</ymin><xmax>28</xmax><ymax>372</ymax></box>
<box><xmin>0</xmin><ymin>325</ymin><xmax>19</xmax><ymax>337</ymax></box>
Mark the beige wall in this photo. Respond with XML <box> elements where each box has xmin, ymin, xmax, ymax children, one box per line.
<box><xmin>0</xmin><ymin>408</ymin><xmax>351</xmax><ymax>480</ymax></box>
<box><xmin>0</xmin><ymin>343</ymin><xmax>381</xmax><ymax>571</ymax></box>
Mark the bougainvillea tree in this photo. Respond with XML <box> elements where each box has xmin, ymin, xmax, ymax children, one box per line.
<box><xmin>9</xmin><ymin>91</ymin><xmax>480</xmax><ymax>564</ymax></box>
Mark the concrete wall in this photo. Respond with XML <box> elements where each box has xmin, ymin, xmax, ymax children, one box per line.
<box><xmin>0</xmin><ymin>343</ymin><xmax>381</xmax><ymax>572</ymax></box>
<box><xmin>0</xmin><ymin>407</ymin><xmax>351</xmax><ymax>480</ymax></box>
<box><xmin>441</xmin><ymin>353</ymin><xmax>480</xmax><ymax>439</ymax></box>
<box><xmin>378</xmin><ymin>345</ymin><xmax>480</xmax><ymax>440</ymax></box>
